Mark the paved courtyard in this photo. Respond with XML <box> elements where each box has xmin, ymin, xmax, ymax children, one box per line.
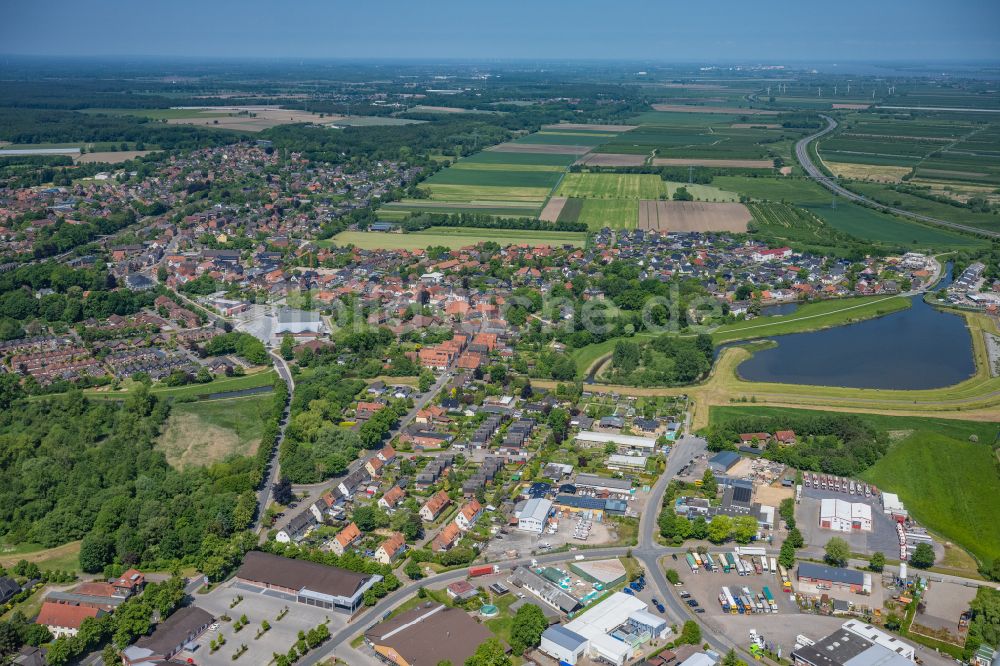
<box><xmin>177</xmin><ymin>580</ymin><xmax>346</xmax><ymax>666</ymax></box>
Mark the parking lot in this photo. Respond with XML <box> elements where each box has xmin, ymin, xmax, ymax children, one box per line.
<box><xmin>666</xmin><ymin>557</ymin><xmax>798</xmax><ymax>618</ymax></box>
<box><xmin>798</xmin><ymin>487</ymin><xmax>902</xmax><ymax>555</ymax></box>
<box><xmin>178</xmin><ymin>579</ymin><xmax>346</xmax><ymax>665</ymax></box>
<box><xmin>662</xmin><ymin>555</ymin><xmax>849</xmax><ymax>655</ymax></box>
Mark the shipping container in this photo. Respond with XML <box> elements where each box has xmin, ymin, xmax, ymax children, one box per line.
<box><xmin>469</xmin><ymin>565</ymin><xmax>499</xmax><ymax>577</ymax></box>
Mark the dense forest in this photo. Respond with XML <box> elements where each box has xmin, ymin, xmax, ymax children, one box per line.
<box><xmin>0</xmin><ymin>381</ymin><xmax>284</xmax><ymax>574</ymax></box>
<box><xmin>0</xmin><ymin>108</ymin><xmax>243</xmax><ymax>149</ymax></box>
<box><xmin>707</xmin><ymin>413</ymin><xmax>888</xmax><ymax>476</ymax></box>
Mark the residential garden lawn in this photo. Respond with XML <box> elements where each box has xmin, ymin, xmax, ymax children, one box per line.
<box><xmin>81</xmin><ymin>370</ymin><xmax>277</xmax><ymax>400</ymax></box>
<box><xmin>709</xmin><ymin>405</ymin><xmax>1000</xmax><ymax>564</ymax></box>
<box><xmin>327</xmin><ymin>227</ymin><xmax>586</xmax><ymax>250</ymax></box>
<box><xmin>709</xmin><ymin>296</ymin><xmax>912</xmax><ymax>343</ymax></box>
<box><xmin>577</xmin><ymin>198</ymin><xmax>638</xmax><ymax>229</ymax></box>
<box><xmin>157</xmin><ymin>393</ymin><xmax>271</xmax><ymax>469</ymax></box>
<box><xmin>0</xmin><ymin>541</ymin><xmax>82</xmax><ymax>573</ymax></box>
<box><xmin>557</xmin><ymin>172</ymin><xmax>737</xmax><ymax>202</ymax></box>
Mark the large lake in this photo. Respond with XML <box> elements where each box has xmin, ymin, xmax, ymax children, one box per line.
<box><xmin>734</xmin><ymin>267</ymin><xmax>976</xmax><ymax>389</ymax></box>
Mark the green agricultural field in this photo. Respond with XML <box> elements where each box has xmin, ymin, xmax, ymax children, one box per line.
<box><xmin>422</xmin><ymin>183</ymin><xmax>552</xmax><ymax>203</ymax></box>
<box><xmin>715</xmin><ymin>176</ymin><xmax>987</xmax><ymax>249</ymax></box>
<box><xmin>459</xmin><ymin>150</ymin><xmax>579</xmax><ymax>166</ymax></box>
<box><xmin>514</xmin><ymin>131</ymin><xmax>611</xmax><ymax>146</ymax></box>
<box><xmin>380</xmin><ymin>201</ymin><xmax>541</xmax><ymax>219</ymax></box>
<box><xmin>557</xmin><ymin>173</ymin><xmax>737</xmax><ymax>201</ymax></box>
<box><xmin>327</xmin><ymin>227</ymin><xmax>586</xmax><ymax>250</ymax></box>
<box><xmin>710</xmin><ymin>296</ymin><xmax>911</xmax><ymax>344</ymax></box>
<box><xmin>576</xmin><ymin>198</ymin><xmax>638</xmax><ymax>229</ymax></box>
<box><xmin>709</xmin><ymin>405</ymin><xmax>1000</xmax><ymax>564</ymax></box>
<box><xmin>847</xmin><ymin>182</ymin><xmax>1000</xmax><ymax>233</ymax></box>
<box><xmin>450</xmin><ymin>161</ymin><xmax>566</xmax><ymax>172</ymax></box>
<box><xmin>424</xmin><ymin>167</ymin><xmax>562</xmax><ymax>189</ymax></box>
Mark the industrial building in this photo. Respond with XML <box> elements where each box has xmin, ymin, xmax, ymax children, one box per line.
<box><xmin>709</xmin><ymin>451</ymin><xmax>741</xmax><ymax>474</ymax></box>
<box><xmin>540</xmin><ymin>592</ymin><xmax>668</xmax><ymax>666</ymax></box>
<box><xmin>819</xmin><ymin>499</ymin><xmax>873</xmax><ymax>532</ymax></box>
<box><xmin>364</xmin><ymin>603</ymin><xmax>498</xmax><ymax>666</ymax></box>
<box><xmin>517</xmin><ymin>497</ymin><xmax>553</xmax><ymax>533</ymax></box>
<box><xmin>792</xmin><ymin>621</ymin><xmax>916</xmax><ymax>666</ymax></box>
<box><xmin>574</xmin><ymin>473</ymin><xmax>633</xmax><ymax>496</ymax></box>
<box><xmin>509</xmin><ymin>566</ymin><xmax>582</xmax><ymax>614</ymax></box>
<box><xmin>881</xmin><ymin>492</ymin><xmax>908</xmax><ymax>518</ymax></box>
<box><xmin>234</xmin><ymin>551</ymin><xmax>381</xmax><ymax>614</ymax></box>
<box><xmin>796</xmin><ymin>562</ymin><xmax>872</xmax><ymax>595</ymax></box>
<box><xmin>575</xmin><ymin>430</ymin><xmax>659</xmax><ymax>453</ymax></box>
<box><xmin>554</xmin><ymin>494</ymin><xmax>628</xmax><ymax>521</ymax></box>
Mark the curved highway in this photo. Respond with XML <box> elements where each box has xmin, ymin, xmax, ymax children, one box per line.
<box><xmin>796</xmin><ymin>115</ymin><xmax>1000</xmax><ymax>240</ymax></box>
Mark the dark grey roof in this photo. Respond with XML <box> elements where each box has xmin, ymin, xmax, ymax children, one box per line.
<box><xmin>135</xmin><ymin>606</ymin><xmax>214</xmax><ymax>655</ymax></box>
<box><xmin>797</xmin><ymin>562</ymin><xmax>865</xmax><ymax>586</ymax></box>
<box><xmin>792</xmin><ymin>629</ymin><xmax>871</xmax><ymax>666</ymax></box>
<box><xmin>543</xmin><ymin>624</ymin><xmax>588</xmax><ymax>651</ymax></box>
<box><xmin>236</xmin><ymin>551</ymin><xmax>372</xmax><ymax>598</ymax></box>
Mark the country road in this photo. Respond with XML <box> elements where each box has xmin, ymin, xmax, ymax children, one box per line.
<box><xmin>796</xmin><ymin>114</ymin><xmax>1000</xmax><ymax>239</ymax></box>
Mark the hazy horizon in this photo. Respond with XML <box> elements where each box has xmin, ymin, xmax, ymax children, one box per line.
<box><xmin>2</xmin><ymin>0</ymin><xmax>999</xmax><ymax>62</ymax></box>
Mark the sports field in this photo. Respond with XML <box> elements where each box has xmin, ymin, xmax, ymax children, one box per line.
<box><xmin>328</xmin><ymin>227</ymin><xmax>586</xmax><ymax>250</ymax></box>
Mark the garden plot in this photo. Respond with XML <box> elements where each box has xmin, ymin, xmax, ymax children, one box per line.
<box><xmin>638</xmin><ymin>201</ymin><xmax>751</xmax><ymax>232</ymax></box>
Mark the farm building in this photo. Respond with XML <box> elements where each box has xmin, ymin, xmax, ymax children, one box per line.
<box><xmin>569</xmin><ymin>558</ymin><xmax>627</xmax><ymax>588</ymax></box>
<box><xmin>796</xmin><ymin>562</ymin><xmax>872</xmax><ymax>594</ymax></box>
<box><xmin>819</xmin><ymin>499</ymin><xmax>873</xmax><ymax>532</ymax></box>
<box><xmin>517</xmin><ymin>497</ymin><xmax>553</xmax><ymax>533</ymax></box>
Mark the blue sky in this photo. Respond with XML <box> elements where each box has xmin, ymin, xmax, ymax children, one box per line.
<box><xmin>2</xmin><ymin>0</ymin><xmax>999</xmax><ymax>61</ymax></box>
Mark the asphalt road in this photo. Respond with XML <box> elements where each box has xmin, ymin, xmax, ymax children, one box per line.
<box><xmin>301</xmin><ymin>433</ymin><xmax>723</xmax><ymax>665</ymax></box>
<box><xmin>254</xmin><ymin>352</ymin><xmax>294</xmax><ymax>536</ymax></box>
<box><xmin>795</xmin><ymin>115</ymin><xmax>1000</xmax><ymax>239</ymax></box>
